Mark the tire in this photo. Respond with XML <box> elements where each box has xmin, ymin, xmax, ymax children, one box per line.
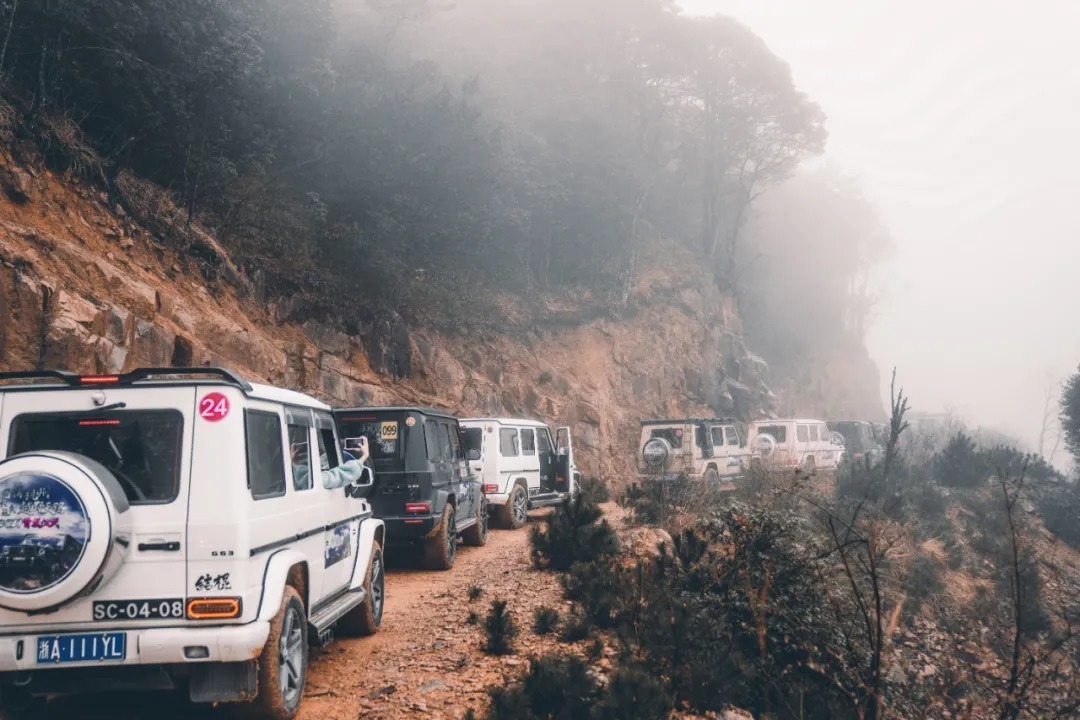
<box><xmin>253</xmin><ymin>586</ymin><xmax>307</xmax><ymax>720</ymax></box>
<box><xmin>339</xmin><ymin>541</ymin><xmax>384</xmax><ymax>637</ymax></box>
<box><xmin>505</xmin><ymin>482</ymin><xmax>529</xmax><ymax>530</ymax></box>
<box><xmin>462</xmin><ymin>497</ymin><xmax>489</xmax><ymax>547</ymax></box>
<box><xmin>803</xmin><ymin>456</ymin><xmax>817</xmax><ymax>474</ymax></box>
<box><xmin>423</xmin><ymin>504</ymin><xmax>457</xmax><ymax>570</ymax></box>
<box><xmin>704</xmin><ymin>468</ymin><xmax>720</xmax><ymax>484</ymax></box>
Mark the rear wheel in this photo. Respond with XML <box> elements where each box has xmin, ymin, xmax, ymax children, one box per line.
<box><xmin>253</xmin><ymin>586</ymin><xmax>307</xmax><ymax>720</ymax></box>
<box><xmin>339</xmin><ymin>541</ymin><xmax>384</xmax><ymax>636</ymax></box>
<box><xmin>423</xmin><ymin>504</ymin><xmax>457</xmax><ymax>570</ymax></box>
<box><xmin>505</xmin><ymin>483</ymin><xmax>529</xmax><ymax>529</ymax></box>
<box><xmin>463</xmin><ymin>497</ymin><xmax>489</xmax><ymax>547</ymax></box>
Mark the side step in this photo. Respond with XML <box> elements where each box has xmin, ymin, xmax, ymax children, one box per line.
<box><xmin>308</xmin><ymin>588</ymin><xmax>366</xmax><ymax>644</ymax></box>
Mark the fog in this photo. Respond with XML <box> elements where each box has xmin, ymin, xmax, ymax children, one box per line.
<box><xmin>682</xmin><ymin>0</ymin><xmax>1080</xmax><ymax>462</ymax></box>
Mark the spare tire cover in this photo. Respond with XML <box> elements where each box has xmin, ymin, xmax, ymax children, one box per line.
<box><xmin>752</xmin><ymin>433</ymin><xmax>777</xmax><ymax>457</ymax></box>
<box><xmin>642</xmin><ymin>437</ymin><xmax>671</xmax><ymax>469</ymax></box>
<box><xmin>0</xmin><ymin>451</ymin><xmax>130</xmax><ymax>612</ymax></box>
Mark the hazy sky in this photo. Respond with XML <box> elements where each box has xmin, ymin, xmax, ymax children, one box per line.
<box><xmin>680</xmin><ymin>0</ymin><xmax>1080</xmax><ymax>460</ymax></box>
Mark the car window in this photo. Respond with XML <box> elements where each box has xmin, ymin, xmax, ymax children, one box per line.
<box><xmin>797</xmin><ymin>425</ymin><xmax>809</xmax><ymax>443</ymax></box>
<box><xmin>444</xmin><ymin>422</ymin><xmax>462</xmax><ymax>460</ymax></box>
<box><xmin>336</xmin><ymin>414</ymin><xmax>403</xmax><ymax>468</ymax></box>
<box><xmin>725</xmin><ymin>427</ymin><xmax>739</xmax><ymax>445</ymax></box>
<box><xmin>820</xmin><ymin>424</ymin><xmax>831</xmax><ymax>442</ymax></box>
<box><xmin>710</xmin><ymin>426</ymin><xmax>724</xmax><ymax>447</ymax></box>
<box><xmin>461</xmin><ymin>427</ymin><xmax>483</xmax><ymax>457</ymax></box>
<box><xmin>520</xmin><ymin>429</ymin><xmax>536</xmax><ymax>456</ymax></box>
<box><xmin>288</xmin><ymin>424</ymin><xmax>312</xmax><ymax>491</ymax></box>
<box><xmin>648</xmin><ymin>428</ymin><xmax>683</xmax><ymax>449</ymax></box>
<box><xmin>316</xmin><ymin>427</ymin><xmax>341</xmax><ymax>470</ymax></box>
<box><xmin>425</xmin><ymin>419</ymin><xmax>443</xmax><ymax>462</ymax></box>
<box><xmin>9</xmin><ymin>410</ymin><xmax>185</xmax><ymax>505</ymax></box>
<box><xmin>809</xmin><ymin>425</ymin><xmax>819</xmax><ymax>441</ymax></box>
<box><xmin>536</xmin><ymin>428</ymin><xmax>553</xmax><ymax>454</ymax></box>
<box><xmin>500</xmin><ymin>427</ymin><xmax>519</xmax><ymax>457</ymax></box>
<box><xmin>755</xmin><ymin>425</ymin><xmax>786</xmax><ymax>443</ymax></box>
<box><xmin>245</xmin><ymin>410</ymin><xmax>286</xmax><ymax>499</ymax></box>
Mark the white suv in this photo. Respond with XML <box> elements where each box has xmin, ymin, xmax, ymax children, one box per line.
<box><xmin>0</xmin><ymin>368</ymin><xmax>385</xmax><ymax>719</ymax></box>
<box><xmin>459</xmin><ymin>419</ymin><xmax>576</xmax><ymax>529</ymax></box>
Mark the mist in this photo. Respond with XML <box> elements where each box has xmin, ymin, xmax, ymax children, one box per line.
<box><xmin>683</xmin><ymin>0</ymin><xmax>1080</xmax><ymax>465</ymax></box>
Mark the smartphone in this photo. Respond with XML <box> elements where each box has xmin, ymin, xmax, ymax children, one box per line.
<box><xmin>343</xmin><ymin>436</ymin><xmax>366</xmax><ymax>452</ymax></box>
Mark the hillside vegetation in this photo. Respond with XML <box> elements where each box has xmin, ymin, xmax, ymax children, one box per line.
<box><xmin>0</xmin><ymin>0</ymin><xmax>888</xmax><ymax>366</ymax></box>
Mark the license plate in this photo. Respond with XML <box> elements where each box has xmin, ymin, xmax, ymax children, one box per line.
<box><xmin>35</xmin><ymin>632</ymin><xmax>126</xmax><ymax>664</ymax></box>
<box><xmin>93</xmin><ymin>598</ymin><xmax>185</xmax><ymax>621</ymax></box>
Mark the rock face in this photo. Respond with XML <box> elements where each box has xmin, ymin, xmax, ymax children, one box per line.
<box><xmin>0</xmin><ymin>156</ymin><xmax>884</xmax><ymax>483</ymax></box>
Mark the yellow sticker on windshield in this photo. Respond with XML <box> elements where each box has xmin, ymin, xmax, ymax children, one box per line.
<box><xmin>380</xmin><ymin>421</ymin><xmax>399</xmax><ymax>440</ymax></box>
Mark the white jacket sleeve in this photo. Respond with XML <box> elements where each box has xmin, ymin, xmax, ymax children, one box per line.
<box><xmin>322</xmin><ymin>460</ymin><xmax>369</xmax><ymax>490</ymax></box>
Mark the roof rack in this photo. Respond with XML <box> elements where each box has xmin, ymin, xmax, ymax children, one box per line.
<box><xmin>0</xmin><ymin>367</ymin><xmax>253</xmax><ymax>392</ymax></box>
<box><xmin>640</xmin><ymin>417</ymin><xmax>738</xmax><ymax>426</ymax></box>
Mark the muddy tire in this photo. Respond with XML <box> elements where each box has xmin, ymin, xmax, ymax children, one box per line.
<box><xmin>504</xmin><ymin>482</ymin><xmax>529</xmax><ymax>530</ymax></box>
<box><xmin>423</xmin><ymin>504</ymin><xmax>457</xmax><ymax>570</ymax></box>
<box><xmin>338</xmin><ymin>541</ymin><xmax>384</xmax><ymax>637</ymax></box>
<box><xmin>462</xmin><ymin>497</ymin><xmax>489</xmax><ymax>547</ymax></box>
<box><xmin>253</xmin><ymin>585</ymin><xmax>307</xmax><ymax>720</ymax></box>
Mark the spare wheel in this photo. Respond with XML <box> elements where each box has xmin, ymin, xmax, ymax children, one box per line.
<box><xmin>0</xmin><ymin>451</ymin><xmax>130</xmax><ymax>612</ymax></box>
<box><xmin>642</xmin><ymin>437</ymin><xmax>671</xmax><ymax>469</ymax></box>
<box><xmin>752</xmin><ymin>433</ymin><xmax>778</xmax><ymax>457</ymax></box>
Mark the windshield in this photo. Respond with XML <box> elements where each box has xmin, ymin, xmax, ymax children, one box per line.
<box><xmin>9</xmin><ymin>410</ymin><xmax>184</xmax><ymax>504</ymax></box>
<box><xmin>830</xmin><ymin>423</ymin><xmax>865</xmax><ymax>451</ymax></box>
<box><xmin>336</xmin><ymin>412</ymin><xmax>406</xmax><ymax>468</ymax></box>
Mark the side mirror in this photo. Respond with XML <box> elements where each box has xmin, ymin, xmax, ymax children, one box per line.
<box><xmin>346</xmin><ymin>466</ymin><xmax>375</xmax><ymax>499</ymax></box>
<box><xmin>467</xmin><ymin>448</ymin><xmax>481</xmax><ymax>461</ymax></box>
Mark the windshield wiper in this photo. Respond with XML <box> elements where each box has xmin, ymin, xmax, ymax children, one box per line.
<box><xmin>88</xmin><ymin>402</ymin><xmax>127</xmax><ymax>413</ymax></box>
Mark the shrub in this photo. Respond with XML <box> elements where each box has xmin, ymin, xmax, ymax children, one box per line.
<box><xmin>533</xmin><ymin>606</ymin><xmax>560</xmax><ymax>636</ymax></box>
<box><xmin>468</xmin><ymin>585</ymin><xmax>485</xmax><ymax>602</ymax></box>
<box><xmin>488</xmin><ymin>655</ymin><xmax>598</xmax><ymax>720</ymax></box>
<box><xmin>560</xmin><ymin>559</ymin><xmax>625</xmax><ymax>629</ymax></box>
<box><xmin>483</xmin><ymin>600</ymin><xmax>517</xmax><ymax>655</ymax></box>
<box><xmin>467</xmin><ymin>610</ymin><xmax>480</xmax><ymax>626</ymax></box>
<box><xmin>559</xmin><ymin>612</ymin><xmax>592</xmax><ymax>643</ymax></box>
<box><xmin>935</xmin><ymin>433</ymin><xmax>987</xmax><ymax>488</ymax></box>
<box><xmin>594</xmin><ymin>665</ymin><xmax>669</xmax><ymax>720</ymax></box>
<box><xmin>585</xmin><ymin>637</ymin><xmax>604</xmax><ymax>660</ymax></box>
<box><xmin>1038</xmin><ymin>483</ymin><xmax>1080</xmax><ymax>549</ymax></box>
<box><xmin>906</xmin><ymin>553</ymin><xmax>945</xmax><ymax>612</ymax></box>
<box><xmin>530</xmin><ymin>496</ymin><xmax>619</xmax><ymax>571</ymax></box>
<box><xmin>577</xmin><ymin>476</ymin><xmax>610</xmax><ymax>505</ymax></box>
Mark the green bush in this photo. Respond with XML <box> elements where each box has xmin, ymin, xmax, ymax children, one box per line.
<box><xmin>594</xmin><ymin>665</ymin><xmax>669</xmax><ymax>720</ymax></box>
<box><xmin>488</xmin><ymin>655</ymin><xmax>597</xmax><ymax>720</ymax></box>
<box><xmin>559</xmin><ymin>613</ymin><xmax>592</xmax><ymax>643</ymax></box>
<box><xmin>530</xmin><ymin>497</ymin><xmax>619</xmax><ymax>572</ymax></box>
<box><xmin>1038</xmin><ymin>483</ymin><xmax>1080</xmax><ymax>549</ymax></box>
<box><xmin>577</xmin><ymin>476</ymin><xmax>610</xmax><ymax>505</ymax></box>
<box><xmin>483</xmin><ymin>600</ymin><xmax>517</xmax><ymax>656</ymax></box>
<box><xmin>532</xmin><ymin>607</ymin><xmax>560</xmax><ymax>636</ymax></box>
<box><xmin>934</xmin><ymin>433</ymin><xmax>987</xmax><ymax>488</ymax></box>
<box><xmin>468</xmin><ymin>585</ymin><xmax>485</xmax><ymax>602</ymax></box>
<box><xmin>906</xmin><ymin>553</ymin><xmax>945</xmax><ymax>613</ymax></box>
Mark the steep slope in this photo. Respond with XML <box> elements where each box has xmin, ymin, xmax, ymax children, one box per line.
<box><xmin>0</xmin><ymin>155</ymin><xmax>882</xmax><ymax>480</ymax></box>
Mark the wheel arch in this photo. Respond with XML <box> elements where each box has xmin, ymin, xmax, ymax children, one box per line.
<box><xmin>257</xmin><ymin>550</ymin><xmax>310</xmax><ymax>622</ymax></box>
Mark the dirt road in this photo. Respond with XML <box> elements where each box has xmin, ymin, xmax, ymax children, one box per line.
<box><xmin>33</xmin><ymin>513</ymin><xmax>570</xmax><ymax>720</ymax></box>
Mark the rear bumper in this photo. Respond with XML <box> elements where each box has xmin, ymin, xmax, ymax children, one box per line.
<box><xmin>382</xmin><ymin>515</ymin><xmax>439</xmax><ymax>542</ymax></box>
<box><xmin>0</xmin><ymin>621</ymin><xmax>270</xmax><ymax>672</ymax></box>
<box><xmin>484</xmin><ymin>492</ymin><xmax>510</xmax><ymax>507</ymax></box>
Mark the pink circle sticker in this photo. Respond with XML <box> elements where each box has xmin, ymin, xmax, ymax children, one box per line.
<box><xmin>199</xmin><ymin>392</ymin><xmax>230</xmax><ymax>422</ymax></box>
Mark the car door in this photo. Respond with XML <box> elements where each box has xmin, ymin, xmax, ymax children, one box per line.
<box><xmin>425</xmin><ymin>418</ymin><xmax>454</xmax><ymax>519</ymax></box>
<box><xmin>518</xmin><ymin>428</ymin><xmax>541</xmax><ymax>493</ymax></box>
<box><xmin>719</xmin><ymin>425</ymin><xmax>744</xmax><ymax>477</ymax></box>
<box><xmin>554</xmin><ymin>427</ymin><xmax>574</xmax><ymax>496</ymax></box>
<box><xmin>443</xmin><ymin>420</ymin><xmax>473</xmax><ymax>526</ymax></box>
<box><xmin>537</xmin><ymin>427</ymin><xmax>558</xmax><ymax>493</ymax></box>
<box><xmin>315</xmin><ymin>414</ymin><xmax>364</xmax><ymax>598</ymax></box>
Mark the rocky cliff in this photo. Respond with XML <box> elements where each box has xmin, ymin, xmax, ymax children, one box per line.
<box><xmin>0</xmin><ymin>155</ymin><xmax>883</xmax><ymax>481</ymax></box>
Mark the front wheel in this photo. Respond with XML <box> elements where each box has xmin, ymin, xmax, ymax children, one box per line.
<box><xmin>339</xmin><ymin>541</ymin><xmax>384</xmax><ymax>636</ymax></box>
<box><xmin>423</xmin><ymin>504</ymin><xmax>457</xmax><ymax>570</ymax></box>
<box><xmin>462</xmin><ymin>497</ymin><xmax>489</xmax><ymax>547</ymax></box>
<box><xmin>253</xmin><ymin>585</ymin><xmax>307</xmax><ymax>720</ymax></box>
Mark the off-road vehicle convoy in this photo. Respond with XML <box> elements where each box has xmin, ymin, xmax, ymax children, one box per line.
<box><xmin>0</xmin><ymin>368</ymin><xmax>385</xmax><ymax>720</ymax></box>
<box><xmin>459</xmin><ymin>418</ymin><xmax>576</xmax><ymax>529</ymax></box>
<box><xmin>333</xmin><ymin>407</ymin><xmax>488</xmax><ymax>570</ymax></box>
<box><xmin>829</xmin><ymin>420</ymin><xmax>885</xmax><ymax>466</ymax></box>
<box><xmin>637</xmin><ymin>418</ymin><xmax>747</xmax><ymax>483</ymax></box>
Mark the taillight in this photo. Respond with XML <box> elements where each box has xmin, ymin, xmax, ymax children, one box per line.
<box><xmin>78</xmin><ymin>375</ymin><xmax>120</xmax><ymax>385</ymax></box>
<box><xmin>853</xmin><ymin>453</ymin><xmax>863</xmax><ymax>459</ymax></box>
<box><xmin>187</xmin><ymin>598</ymin><xmax>242</xmax><ymax>620</ymax></box>
<box><xmin>405</xmin><ymin>503</ymin><xmax>430</xmax><ymax>514</ymax></box>
<box><xmin>484</xmin><ymin>484</ymin><xmax>498</xmax><ymax>493</ymax></box>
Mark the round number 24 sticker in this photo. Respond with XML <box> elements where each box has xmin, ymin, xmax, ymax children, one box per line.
<box><xmin>199</xmin><ymin>392</ymin><xmax>230</xmax><ymax>422</ymax></box>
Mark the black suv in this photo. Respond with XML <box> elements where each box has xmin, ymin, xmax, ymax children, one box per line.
<box><xmin>829</xmin><ymin>420</ymin><xmax>884</xmax><ymax>465</ymax></box>
<box><xmin>333</xmin><ymin>407</ymin><xmax>487</xmax><ymax>570</ymax></box>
